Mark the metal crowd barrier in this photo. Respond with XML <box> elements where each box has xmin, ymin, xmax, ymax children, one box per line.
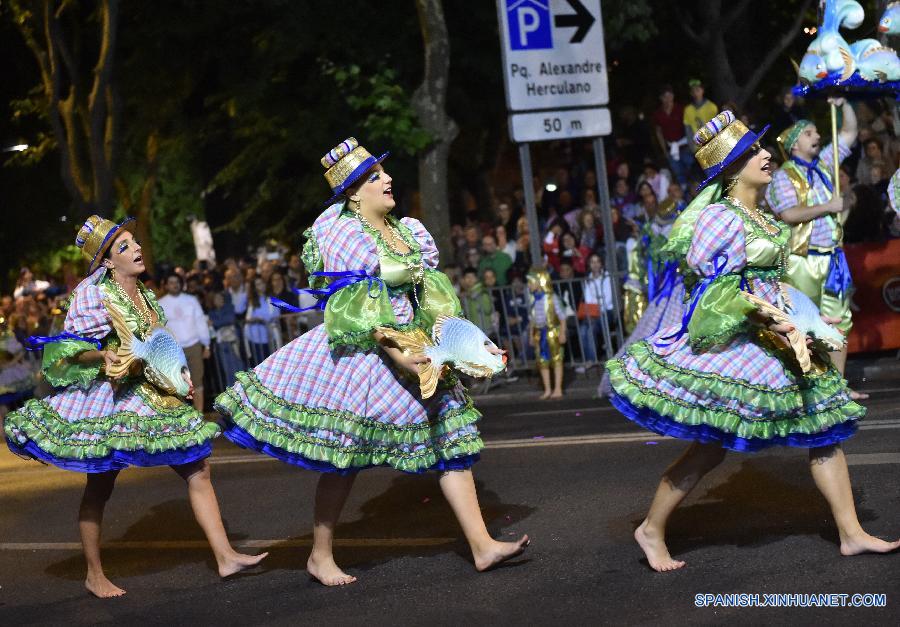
<box><xmin>203</xmin><ymin>276</ymin><xmax>624</xmax><ymax>397</ymax></box>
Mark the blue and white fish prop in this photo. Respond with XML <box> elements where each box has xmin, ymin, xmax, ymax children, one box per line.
<box><xmin>741</xmin><ymin>284</ymin><xmax>845</xmax><ymax>373</ymax></box>
<box><xmin>855</xmin><ymin>43</ymin><xmax>900</xmax><ymax>81</ymax></box>
<box><xmin>879</xmin><ymin>2</ymin><xmax>900</xmax><ymax>35</ymax></box>
<box><xmin>797</xmin><ymin>49</ymin><xmax>828</xmax><ymax>84</ymax></box>
<box><xmin>377</xmin><ymin>315</ymin><xmax>506</xmax><ymax>398</ymax></box>
<box><xmin>104</xmin><ymin>300</ymin><xmax>192</xmax><ymax>397</ymax></box>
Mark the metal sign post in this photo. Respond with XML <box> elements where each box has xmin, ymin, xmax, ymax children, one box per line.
<box><xmin>496</xmin><ymin>1</ymin><xmax>623</xmax><ymax>340</ymax></box>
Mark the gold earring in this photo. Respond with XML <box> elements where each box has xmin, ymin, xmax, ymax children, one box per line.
<box><xmin>724</xmin><ymin>177</ymin><xmax>738</xmax><ymax>194</ymax></box>
<box><xmin>349</xmin><ymin>195</ymin><xmax>361</xmax><ymax>213</ymax></box>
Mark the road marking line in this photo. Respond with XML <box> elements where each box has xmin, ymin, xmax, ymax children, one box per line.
<box><xmin>846</xmin><ymin>453</ymin><xmax>900</xmax><ymax>466</ymax></box>
<box><xmin>0</xmin><ymin>538</ymin><xmax>457</xmax><ymax>551</ymax></box>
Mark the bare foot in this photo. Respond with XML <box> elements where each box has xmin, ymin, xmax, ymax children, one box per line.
<box><xmin>307</xmin><ymin>553</ymin><xmax>357</xmax><ymax>586</ymax></box>
<box><xmin>474</xmin><ymin>535</ymin><xmax>530</xmax><ymax>571</ymax></box>
<box><xmin>85</xmin><ymin>571</ymin><xmax>126</xmax><ymax>598</ymax></box>
<box><xmin>840</xmin><ymin>532</ymin><xmax>900</xmax><ymax>556</ymax></box>
<box><xmin>549</xmin><ymin>390</ymin><xmax>563</xmax><ymax>399</ymax></box>
<box><xmin>634</xmin><ymin>520</ymin><xmax>685</xmax><ymax>572</ymax></box>
<box><xmin>218</xmin><ymin>551</ymin><xmax>268</xmax><ymax>578</ymax></box>
<box><xmin>538</xmin><ymin>391</ymin><xmax>551</xmax><ymax>400</ymax></box>
<box><xmin>849</xmin><ymin>389</ymin><xmax>870</xmax><ymax>401</ymax></box>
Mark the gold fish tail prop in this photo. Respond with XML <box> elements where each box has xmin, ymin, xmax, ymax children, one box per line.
<box><xmin>103</xmin><ymin>299</ymin><xmax>141</xmax><ymax>378</ymax></box>
<box><xmin>376</xmin><ymin>326</ymin><xmax>443</xmax><ymax>399</ymax></box>
<box><xmin>740</xmin><ymin>290</ymin><xmax>812</xmax><ymax>373</ymax></box>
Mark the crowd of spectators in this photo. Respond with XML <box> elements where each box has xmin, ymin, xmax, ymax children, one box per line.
<box><xmin>5</xmin><ymin>82</ymin><xmax>900</xmax><ymax>390</ymax></box>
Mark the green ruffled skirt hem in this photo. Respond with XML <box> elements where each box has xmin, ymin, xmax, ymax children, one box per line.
<box><xmin>215</xmin><ymin>371</ymin><xmax>484</xmax><ymax>473</ymax></box>
<box><xmin>606</xmin><ymin>344</ymin><xmax>864</xmax><ymax>442</ymax></box>
<box><xmin>4</xmin><ymin>398</ymin><xmax>221</xmax><ymax>461</ymax></box>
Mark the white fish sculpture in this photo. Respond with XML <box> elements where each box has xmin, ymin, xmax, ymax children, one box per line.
<box><xmin>879</xmin><ymin>2</ymin><xmax>900</xmax><ymax>35</ymax></box>
<box><xmin>377</xmin><ymin>315</ymin><xmax>506</xmax><ymax>399</ymax></box>
<box><xmin>104</xmin><ymin>300</ymin><xmax>192</xmax><ymax>397</ymax></box>
<box><xmin>740</xmin><ymin>284</ymin><xmax>845</xmax><ymax>373</ymax></box>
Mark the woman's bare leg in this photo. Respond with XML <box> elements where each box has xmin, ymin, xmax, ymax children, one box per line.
<box><xmin>307</xmin><ymin>472</ymin><xmax>358</xmax><ymax>585</ymax></box>
<box><xmin>635</xmin><ymin>442</ymin><xmax>727</xmax><ymax>572</ymax></box>
<box><xmin>80</xmin><ymin>471</ymin><xmax>125</xmax><ymax>598</ymax></box>
<box><xmin>808</xmin><ymin>445</ymin><xmax>900</xmax><ymax>555</ymax></box>
<box><xmin>438</xmin><ymin>469</ymin><xmax>529</xmax><ymax>571</ymax></box>
<box><xmin>172</xmin><ymin>459</ymin><xmax>268</xmax><ymax>577</ymax></box>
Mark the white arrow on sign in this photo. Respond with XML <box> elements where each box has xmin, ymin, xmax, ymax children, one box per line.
<box><xmin>497</xmin><ymin>0</ymin><xmax>608</xmax><ymax>112</ymax></box>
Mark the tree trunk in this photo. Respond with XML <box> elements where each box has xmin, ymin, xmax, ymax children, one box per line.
<box><xmin>676</xmin><ymin>0</ymin><xmax>813</xmax><ymax>109</ymax></box>
<box><xmin>10</xmin><ymin>0</ymin><xmax>120</xmax><ymax>218</ymax></box>
<box><xmin>412</xmin><ymin>0</ymin><xmax>458</xmax><ymax>257</ymax></box>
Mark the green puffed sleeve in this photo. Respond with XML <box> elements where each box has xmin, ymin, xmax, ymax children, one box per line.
<box><xmin>42</xmin><ymin>339</ymin><xmax>102</xmax><ymax>389</ymax></box>
<box><xmin>686</xmin><ymin>274</ymin><xmax>756</xmax><ymax>351</ymax></box>
<box><xmin>324</xmin><ymin>281</ymin><xmax>398</xmax><ymax>350</ymax></box>
<box><xmin>415</xmin><ymin>269</ymin><xmax>463</xmax><ymax>333</ymax></box>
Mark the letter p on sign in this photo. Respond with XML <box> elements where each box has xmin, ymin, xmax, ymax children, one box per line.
<box><xmin>507</xmin><ymin>0</ymin><xmax>552</xmax><ymax>50</ymax></box>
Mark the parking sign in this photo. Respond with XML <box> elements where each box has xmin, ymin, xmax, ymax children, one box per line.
<box><xmin>497</xmin><ymin>0</ymin><xmax>608</xmax><ymax>112</ymax></box>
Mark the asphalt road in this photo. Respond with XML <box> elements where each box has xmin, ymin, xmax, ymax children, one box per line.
<box><xmin>1</xmin><ymin>385</ymin><xmax>899</xmax><ymax>625</ymax></box>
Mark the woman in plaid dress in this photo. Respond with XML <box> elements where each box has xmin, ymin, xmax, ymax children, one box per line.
<box><xmin>606</xmin><ymin>112</ymin><xmax>899</xmax><ymax>572</ymax></box>
<box><xmin>5</xmin><ymin>216</ymin><xmax>266</xmax><ymax>598</ymax></box>
<box><xmin>215</xmin><ymin>138</ymin><xmax>529</xmax><ymax>585</ymax></box>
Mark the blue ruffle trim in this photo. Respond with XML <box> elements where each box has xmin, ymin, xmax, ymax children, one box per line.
<box><xmin>0</xmin><ymin>389</ymin><xmax>33</xmax><ymax>405</ymax></box>
<box><xmin>5</xmin><ymin>438</ymin><xmax>212</xmax><ymax>473</ymax></box>
<box><xmin>609</xmin><ymin>393</ymin><xmax>858</xmax><ymax>452</ymax></box>
<box><xmin>223</xmin><ymin>422</ymin><xmax>479</xmax><ymax>475</ymax></box>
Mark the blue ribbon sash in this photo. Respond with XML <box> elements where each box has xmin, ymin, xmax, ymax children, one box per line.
<box><xmin>25</xmin><ymin>332</ymin><xmax>103</xmax><ymax>351</ymax></box>
<box><xmin>655</xmin><ymin>254</ymin><xmax>729</xmax><ymax>347</ymax></box>
<box><xmin>270</xmin><ymin>269</ymin><xmax>385</xmax><ymax>313</ymax></box>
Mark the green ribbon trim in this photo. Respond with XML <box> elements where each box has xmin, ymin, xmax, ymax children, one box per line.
<box><xmin>214</xmin><ymin>370</ymin><xmax>484</xmax><ymax>471</ymax></box>
<box><xmin>4</xmin><ymin>398</ymin><xmax>220</xmax><ymax>460</ymax></box>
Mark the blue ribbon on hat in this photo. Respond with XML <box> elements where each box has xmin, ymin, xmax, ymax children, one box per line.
<box><xmin>270</xmin><ymin>269</ymin><xmax>385</xmax><ymax>313</ymax></box>
<box><xmin>25</xmin><ymin>332</ymin><xmax>103</xmax><ymax>351</ymax></box>
<box><xmin>654</xmin><ymin>254</ymin><xmax>730</xmax><ymax>347</ymax></box>
<box><xmin>790</xmin><ymin>156</ymin><xmax>833</xmax><ymax>193</ymax></box>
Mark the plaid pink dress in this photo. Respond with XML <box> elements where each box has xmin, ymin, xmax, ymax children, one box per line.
<box><xmin>606</xmin><ymin>203</ymin><xmax>863</xmax><ymax>451</ymax></box>
<box><xmin>5</xmin><ymin>271</ymin><xmax>220</xmax><ymax>472</ymax></box>
<box><xmin>215</xmin><ymin>208</ymin><xmax>482</xmax><ymax>474</ymax></box>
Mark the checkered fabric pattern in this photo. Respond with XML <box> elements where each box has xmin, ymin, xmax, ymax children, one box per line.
<box><xmin>226</xmin><ymin>216</ymin><xmax>480</xmax><ymax>460</ymax></box>
<box><xmin>10</xmin><ymin>278</ymin><xmax>214</xmax><ymax>457</ymax></box>
<box><xmin>765</xmin><ymin>141</ymin><xmax>850</xmax><ymax>248</ymax></box>
<box><xmin>613</xmin><ymin>203</ymin><xmax>854</xmax><ymax>420</ymax></box>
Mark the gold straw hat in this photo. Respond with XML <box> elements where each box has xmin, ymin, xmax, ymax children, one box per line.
<box><xmin>320</xmin><ymin>137</ymin><xmax>389</xmax><ymax>205</ymax></box>
<box><xmin>695</xmin><ymin>111</ymin><xmax>769</xmax><ymax>190</ymax></box>
<box><xmin>75</xmin><ymin>215</ymin><xmax>135</xmax><ymax>274</ymax></box>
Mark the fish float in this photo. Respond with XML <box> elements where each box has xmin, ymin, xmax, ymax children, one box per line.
<box><xmin>377</xmin><ymin>315</ymin><xmax>506</xmax><ymax>399</ymax></box>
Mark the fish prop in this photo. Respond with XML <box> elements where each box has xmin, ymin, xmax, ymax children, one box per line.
<box><xmin>740</xmin><ymin>284</ymin><xmax>845</xmax><ymax>374</ymax></box>
<box><xmin>879</xmin><ymin>2</ymin><xmax>900</xmax><ymax>35</ymax></box>
<box><xmin>376</xmin><ymin>315</ymin><xmax>506</xmax><ymax>399</ymax></box>
<box><xmin>104</xmin><ymin>300</ymin><xmax>192</xmax><ymax>397</ymax></box>
<box><xmin>855</xmin><ymin>43</ymin><xmax>900</xmax><ymax>81</ymax></box>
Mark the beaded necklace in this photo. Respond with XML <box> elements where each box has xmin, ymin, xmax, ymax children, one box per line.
<box><xmin>724</xmin><ymin>196</ymin><xmax>788</xmax><ymax>305</ymax></box>
<box><xmin>353</xmin><ymin>210</ymin><xmax>426</xmax><ymax>306</ymax></box>
<box><xmin>109</xmin><ymin>275</ymin><xmax>155</xmax><ymax>331</ymax></box>
<box><xmin>724</xmin><ymin>195</ymin><xmax>780</xmax><ymax>236</ymax></box>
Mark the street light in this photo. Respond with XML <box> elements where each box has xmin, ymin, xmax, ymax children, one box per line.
<box><xmin>2</xmin><ymin>144</ymin><xmax>29</xmax><ymax>153</ymax></box>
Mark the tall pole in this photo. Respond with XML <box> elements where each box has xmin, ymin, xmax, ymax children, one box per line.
<box><xmin>518</xmin><ymin>143</ymin><xmax>543</xmax><ymax>268</ymax></box>
<box><xmin>831</xmin><ymin>101</ymin><xmax>840</xmax><ymax>196</ymax></box>
<box><xmin>593</xmin><ymin>137</ymin><xmax>624</xmax><ymax>345</ymax></box>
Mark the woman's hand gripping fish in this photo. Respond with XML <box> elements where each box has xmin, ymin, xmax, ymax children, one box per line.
<box><xmin>103</xmin><ymin>300</ymin><xmax>192</xmax><ymax>397</ymax></box>
<box><xmin>740</xmin><ymin>283</ymin><xmax>845</xmax><ymax>373</ymax></box>
<box><xmin>377</xmin><ymin>315</ymin><xmax>506</xmax><ymax>399</ymax></box>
